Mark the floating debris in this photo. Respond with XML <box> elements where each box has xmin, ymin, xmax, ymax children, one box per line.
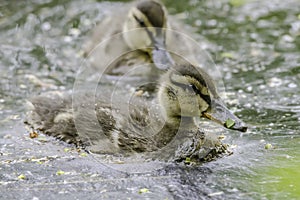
<box><xmin>184</xmin><ymin>157</ymin><xmax>191</xmax><ymax>164</ymax></box>
<box><xmin>18</xmin><ymin>174</ymin><xmax>26</xmax><ymax>180</ymax></box>
<box><xmin>29</xmin><ymin>131</ymin><xmax>39</xmax><ymax>139</ymax></box>
<box><xmin>265</xmin><ymin>143</ymin><xmax>273</xmax><ymax>150</ymax></box>
<box><xmin>221</xmin><ymin>52</ymin><xmax>235</xmax><ymax>59</ymax></box>
<box><xmin>37</xmin><ymin>135</ymin><xmax>49</xmax><ymax>143</ymax></box>
<box><xmin>138</xmin><ymin>188</ymin><xmax>149</xmax><ymax>194</ymax></box>
<box><xmin>225</xmin><ymin>118</ymin><xmax>235</xmax><ymax>129</ymax></box>
<box><xmin>208</xmin><ymin>191</ymin><xmax>224</xmax><ymax>197</ymax></box>
<box><xmin>56</xmin><ymin>170</ymin><xmax>65</xmax><ymax>176</ymax></box>
<box><xmin>218</xmin><ymin>134</ymin><xmax>226</xmax><ymax>140</ymax></box>
<box><xmin>79</xmin><ymin>152</ymin><xmax>87</xmax><ymax>157</ymax></box>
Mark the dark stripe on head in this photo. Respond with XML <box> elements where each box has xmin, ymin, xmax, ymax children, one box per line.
<box><xmin>171</xmin><ymin>64</ymin><xmax>219</xmax><ymax>98</ymax></box>
<box><xmin>170</xmin><ymin>72</ymin><xmax>211</xmax><ymax>105</ymax></box>
<box><xmin>169</xmin><ymin>73</ymin><xmax>212</xmax><ymax>105</ymax></box>
<box><xmin>136</xmin><ymin>0</ymin><xmax>165</xmax><ymax>28</ymax></box>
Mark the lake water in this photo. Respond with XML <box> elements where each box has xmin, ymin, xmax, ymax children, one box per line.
<box><xmin>0</xmin><ymin>0</ymin><xmax>299</xmax><ymax>199</ymax></box>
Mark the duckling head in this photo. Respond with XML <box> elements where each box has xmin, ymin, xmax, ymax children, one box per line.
<box><xmin>123</xmin><ymin>0</ymin><xmax>173</xmax><ymax>68</ymax></box>
<box><xmin>123</xmin><ymin>0</ymin><xmax>166</xmax><ymax>49</ymax></box>
<box><xmin>158</xmin><ymin>64</ymin><xmax>248</xmax><ymax>132</ymax></box>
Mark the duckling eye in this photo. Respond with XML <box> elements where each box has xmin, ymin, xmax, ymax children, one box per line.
<box><xmin>138</xmin><ymin>20</ymin><xmax>146</xmax><ymax>27</ymax></box>
<box><xmin>187</xmin><ymin>84</ymin><xmax>200</xmax><ymax>94</ymax></box>
<box><xmin>133</xmin><ymin>15</ymin><xmax>146</xmax><ymax>27</ymax></box>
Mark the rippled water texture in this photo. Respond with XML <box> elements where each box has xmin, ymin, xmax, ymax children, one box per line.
<box><xmin>0</xmin><ymin>0</ymin><xmax>299</xmax><ymax>199</ymax></box>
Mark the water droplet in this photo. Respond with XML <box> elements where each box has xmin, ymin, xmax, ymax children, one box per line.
<box><xmin>259</xmin><ymin>85</ymin><xmax>266</xmax><ymax>90</ymax></box>
<box><xmin>41</xmin><ymin>22</ymin><xmax>51</xmax><ymax>31</ymax></box>
<box><xmin>64</xmin><ymin>36</ymin><xmax>72</xmax><ymax>43</ymax></box>
<box><xmin>246</xmin><ymin>86</ymin><xmax>253</xmax><ymax>92</ymax></box>
<box><xmin>69</xmin><ymin>28</ymin><xmax>81</xmax><ymax>37</ymax></box>
<box><xmin>207</xmin><ymin>19</ymin><xmax>217</xmax><ymax>27</ymax></box>
<box><xmin>288</xmin><ymin>82</ymin><xmax>297</xmax><ymax>88</ymax></box>
<box><xmin>19</xmin><ymin>84</ymin><xmax>27</xmax><ymax>89</ymax></box>
<box><xmin>282</xmin><ymin>34</ymin><xmax>294</xmax><ymax>43</ymax></box>
<box><xmin>244</xmin><ymin>103</ymin><xmax>251</xmax><ymax>108</ymax></box>
<box><xmin>268</xmin><ymin>77</ymin><xmax>282</xmax><ymax>87</ymax></box>
<box><xmin>194</xmin><ymin>19</ymin><xmax>202</xmax><ymax>26</ymax></box>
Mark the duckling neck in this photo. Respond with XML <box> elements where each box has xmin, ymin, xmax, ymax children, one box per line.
<box><xmin>152</xmin><ymin>48</ymin><xmax>175</xmax><ymax>70</ymax></box>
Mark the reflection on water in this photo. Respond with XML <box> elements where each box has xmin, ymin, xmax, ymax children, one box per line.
<box><xmin>0</xmin><ymin>0</ymin><xmax>299</xmax><ymax>199</ymax></box>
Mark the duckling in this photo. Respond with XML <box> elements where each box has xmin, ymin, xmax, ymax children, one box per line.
<box><xmin>25</xmin><ymin>64</ymin><xmax>247</xmax><ymax>160</ymax></box>
<box><xmin>83</xmin><ymin>0</ymin><xmax>204</xmax><ymax>77</ymax></box>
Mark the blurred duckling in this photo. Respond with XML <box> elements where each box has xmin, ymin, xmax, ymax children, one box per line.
<box><xmin>83</xmin><ymin>0</ymin><xmax>205</xmax><ymax>77</ymax></box>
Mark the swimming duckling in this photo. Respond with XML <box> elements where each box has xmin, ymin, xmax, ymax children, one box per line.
<box><xmin>25</xmin><ymin>64</ymin><xmax>247</xmax><ymax>160</ymax></box>
<box><xmin>83</xmin><ymin>0</ymin><xmax>204</xmax><ymax>77</ymax></box>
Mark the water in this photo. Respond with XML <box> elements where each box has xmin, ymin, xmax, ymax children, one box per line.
<box><xmin>0</xmin><ymin>0</ymin><xmax>299</xmax><ymax>199</ymax></box>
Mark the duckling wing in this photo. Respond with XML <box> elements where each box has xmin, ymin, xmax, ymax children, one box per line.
<box><xmin>24</xmin><ymin>91</ymin><xmax>80</xmax><ymax>144</ymax></box>
<box><xmin>24</xmin><ymin>88</ymin><xmax>162</xmax><ymax>153</ymax></box>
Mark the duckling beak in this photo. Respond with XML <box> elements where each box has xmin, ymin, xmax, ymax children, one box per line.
<box><xmin>203</xmin><ymin>99</ymin><xmax>248</xmax><ymax>132</ymax></box>
<box><xmin>149</xmin><ymin>31</ymin><xmax>174</xmax><ymax>70</ymax></box>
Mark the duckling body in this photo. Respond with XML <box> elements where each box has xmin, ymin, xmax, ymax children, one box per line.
<box><xmin>25</xmin><ymin>86</ymin><xmax>206</xmax><ymax>154</ymax></box>
<box><xmin>25</xmin><ymin>64</ymin><xmax>247</xmax><ymax>160</ymax></box>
